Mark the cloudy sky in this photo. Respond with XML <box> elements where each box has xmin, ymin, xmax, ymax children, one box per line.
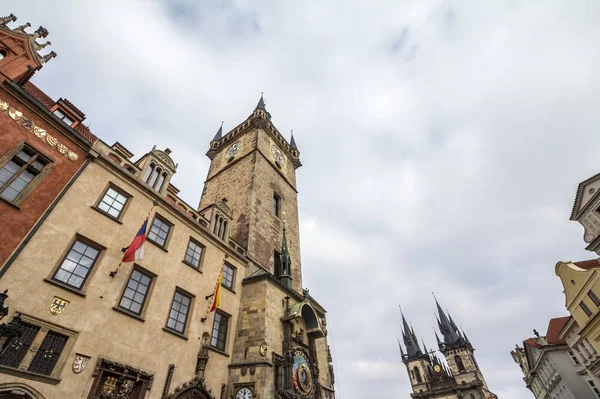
<box><xmin>9</xmin><ymin>1</ymin><xmax>600</xmax><ymax>397</ymax></box>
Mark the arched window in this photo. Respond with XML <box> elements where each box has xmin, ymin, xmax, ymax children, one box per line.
<box><xmin>148</xmin><ymin>167</ymin><xmax>161</xmax><ymax>187</ymax></box>
<box><xmin>413</xmin><ymin>366</ymin><xmax>422</xmax><ymax>383</ymax></box>
<box><xmin>155</xmin><ymin>172</ymin><xmax>166</xmax><ymax>190</ymax></box>
<box><xmin>455</xmin><ymin>355</ymin><xmax>465</xmax><ymax>372</ymax></box>
<box><xmin>221</xmin><ymin>220</ymin><xmax>228</xmax><ymax>239</ymax></box>
<box><xmin>158</xmin><ymin>173</ymin><xmax>168</xmax><ymax>191</ymax></box>
<box><xmin>213</xmin><ymin>214</ymin><xmax>220</xmax><ymax>234</ymax></box>
<box><xmin>143</xmin><ymin>163</ymin><xmax>155</xmax><ymax>183</ymax></box>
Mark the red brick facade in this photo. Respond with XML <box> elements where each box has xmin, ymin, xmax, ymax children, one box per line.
<box><xmin>0</xmin><ymin>20</ymin><xmax>95</xmax><ymax>269</ymax></box>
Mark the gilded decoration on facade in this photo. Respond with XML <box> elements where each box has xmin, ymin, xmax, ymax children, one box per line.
<box><xmin>0</xmin><ymin>98</ymin><xmax>79</xmax><ymax>161</ymax></box>
<box><xmin>49</xmin><ymin>296</ymin><xmax>69</xmax><ymax>315</ymax></box>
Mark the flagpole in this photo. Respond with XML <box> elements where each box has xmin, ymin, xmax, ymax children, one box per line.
<box><xmin>109</xmin><ymin>201</ymin><xmax>158</xmax><ymax>277</ymax></box>
<box><xmin>201</xmin><ymin>263</ymin><xmax>225</xmax><ymax>323</ymax></box>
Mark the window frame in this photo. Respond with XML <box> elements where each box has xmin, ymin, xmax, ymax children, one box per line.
<box><xmin>589</xmin><ymin>290</ymin><xmax>600</xmax><ymax>307</ymax></box>
<box><xmin>93</xmin><ymin>183</ymin><xmax>132</xmax><ymax>222</ymax></box>
<box><xmin>182</xmin><ymin>237</ymin><xmax>205</xmax><ymax>271</ymax></box>
<box><xmin>115</xmin><ymin>265</ymin><xmax>156</xmax><ymax>320</ymax></box>
<box><xmin>273</xmin><ymin>192</ymin><xmax>280</xmax><ymax>217</ymax></box>
<box><xmin>52</xmin><ymin>108</ymin><xmax>74</xmax><ymax>126</ymax></box>
<box><xmin>581</xmin><ymin>301</ymin><xmax>594</xmax><ymax>317</ymax></box>
<box><xmin>48</xmin><ymin>234</ymin><xmax>105</xmax><ymax>294</ymax></box>
<box><xmin>567</xmin><ymin>349</ymin><xmax>580</xmax><ymax>365</ymax></box>
<box><xmin>0</xmin><ymin>312</ymin><xmax>76</xmax><ymax>383</ymax></box>
<box><xmin>0</xmin><ymin>141</ymin><xmax>54</xmax><ymax>207</ymax></box>
<box><xmin>164</xmin><ymin>288</ymin><xmax>195</xmax><ymax>337</ymax></box>
<box><xmin>210</xmin><ymin>310</ymin><xmax>230</xmax><ymax>353</ymax></box>
<box><xmin>146</xmin><ymin>214</ymin><xmax>173</xmax><ymax>249</ymax></box>
<box><xmin>221</xmin><ymin>262</ymin><xmax>236</xmax><ymax>292</ymax></box>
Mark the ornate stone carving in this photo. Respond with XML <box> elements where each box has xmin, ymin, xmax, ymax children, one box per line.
<box><xmin>240</xmin><ymin>366</ymin><xmax>247</xmax><ymax>376</ymax></box>
<box><xmin>92</xmin><ymin>357</ymin><xmax>154</xmax><ymax>391</ymax></box>
<box><xmin>249</xmin><ymin>366</ymin><xmax>256</xmax><ymax>375</ymax></box>
<box><xmin>72</xmin><ymin>354</ymin><xmax>90</xmax><ymax>374</ymax></box>
<box><xmin>166</xmin><ymin>376</ymin><xmax>214</xmax><ymax>399</ymax></box>
<box><xmin>196</xmin><ymin>332</ymin><xmax>210</xmax><ymax>378</ymax></box>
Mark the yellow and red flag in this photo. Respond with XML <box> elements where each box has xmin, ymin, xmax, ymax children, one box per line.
<box><xmin>209</xmin><ymin>270</ymin><xmax>223</xmax><ymax>312</ymax></box>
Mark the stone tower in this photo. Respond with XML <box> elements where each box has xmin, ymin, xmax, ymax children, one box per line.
<box><xmin>399</xmin><ymin>299</ymin><xmax>497</xmax><ymax>399</ymax></box>
<box><xmin>200</xmin><ymin>97</ymin><xmax>335</xmax><ymax>398</ymax></box>
<box><xmin>198</xmin><ymin>96</ymin><xmax>303</xmax><ymax>292</ymax></box>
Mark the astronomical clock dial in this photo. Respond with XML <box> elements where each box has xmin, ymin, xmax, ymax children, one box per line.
<box><xmin>235</xmin><ymin>388</ymin><xmax>253</xmax><ymax>399</ymax></box>
<box><xmin>271</xmin><ymin>144</ymin><xmax>285</xmax><ymax>165</ymax></box>
<box><xmin>225</xmin><ymin>141</ymin><xmax>241</xmax><ymax>158</ymax></box>
<box><xmin>293</xmin><ymin>351</ymin><xmax>313</xmax><ymax>397</ymax></box>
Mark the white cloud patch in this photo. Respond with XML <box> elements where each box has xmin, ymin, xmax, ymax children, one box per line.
<box><xmin>9</xmin><ymin>0</ymin><xmax>600</xmax><ymax>397</ymax></box>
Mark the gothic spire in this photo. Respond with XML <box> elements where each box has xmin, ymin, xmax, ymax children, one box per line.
<box><xmin>433</xmin><ymin>294</ymin><xmax>461</xmax><ymax>347</ymax></box>
<box><xmin>398</xmin><ymin>339</ymin><xmax>405</xmax><ymax>358</ymax></box>
<box><xmin>399</xmin><ymin>306</ymin><xmax>422</xmax><ymax>359</ymax></box>
<box><xmin>212</xmin><ymin>121</ymin><xmax>223</xmax><ymax>141</ymax></box>
<box><xmin>256</xmin><ymin>93</ymin><xmax>266</xmax><ymax>111</ymax></box>
<box><xmin>279</xmin><ymin>222</ymin><xmax>292</xmax><ymax>289</ymax></box>
<box><xmin>290</xmin><ymin>130</ymin><xmax>299</xmax><ymax>151</ymax></box>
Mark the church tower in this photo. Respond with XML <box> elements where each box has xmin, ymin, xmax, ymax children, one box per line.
<box><xmin>399</xmin><ymin>298</ymin><xmax>497</xmax><ymax>399</ymax></box>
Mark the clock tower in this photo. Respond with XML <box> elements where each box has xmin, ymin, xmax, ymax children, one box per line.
<box><xmin>200</xmin><ymin>97</ymin><xmax>335</xmax><ymax>399</ymax></box>
<box><xmin>199</xmin><ymin>95</ymin><xmax>303</xmax><ymax>292</ymax></box>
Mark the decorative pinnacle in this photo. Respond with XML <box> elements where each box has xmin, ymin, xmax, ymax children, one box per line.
<box><xmin>33</xmin><ymin>41</ymin><xmax>51</xmax><ymax>51</ymax></box>
<box><xmin>13</xmin><ymin>22</ymin><xmax>31</xmax><ymax>34</ymax></box>
<box><xmin>0</xmin><ymin>14</ymin><xmax>17</xmax><ymax>26</ymax></box>
<box><xmin>39</xmin><ymin>51</ymin><xmax>57</xmax><ymax>64</ymax></box>
<box><xmin>34</xmin><ymin>26</ymin><xmax>48</xmax><ymax>39</ymax></box>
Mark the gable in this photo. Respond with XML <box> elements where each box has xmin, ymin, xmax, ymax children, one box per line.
<box><xmin>571</xmin><ymin>173</ymin><xmax>600</xmax><ymax>220</ymax></box>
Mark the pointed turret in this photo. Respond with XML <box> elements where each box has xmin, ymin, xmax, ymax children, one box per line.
<box><xmin>399</xmin><ymin>306</ymin><xmax>422</xmax><ymax>360</ymax></box>
<box><xmin>212</xmin><ymin>122</ymin><xmax>223</xmax><ymax>141</ymax></box>
<box><xmin>279</xmin><ymin>222</ymin><xmax>292</xmax><ymax>289</ymax></box>
<box><xmin>434</xmin><ymin>327</ymin><xmax>442</xmax><ymax>347</ymax></box>
<box><xmin>290</xmin><ymin>130</ymin><xmax>299</xmax><ymax>151</ymax></box>
<box><xmin>433</xmin><ymin>294</ymin><xmax>461</xmax><ymax>347</ymax></box>
<box><xmin>398</xmin><ymin>339</ymin><xmax>406</xmax><ymax>358</ymax></box>
<box><xmin>256</xmin><ymin>93</ymin><xmax>266</xmax><ymax>110</ymax></box>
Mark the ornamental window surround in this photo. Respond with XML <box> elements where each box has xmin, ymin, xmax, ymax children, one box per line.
<box><xmin>0</xmin><ymin>313</ymin><xmax>76</xmax><ymax>383</ymax></box>
<box><xmin>0</xmin><ymin>141</ymin><xmax>53</xmax><ymax>206</ymax></box>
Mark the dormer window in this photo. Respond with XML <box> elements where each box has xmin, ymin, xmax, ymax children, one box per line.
<box><xmin>142</xmin><ymin>163</ymin><xmax>168</xmax><ymax>192</ymax></box>
<box><xmin>53</xmin><ymin>109</ymin><xmax>74</xmax><ymax>126</ymax></box>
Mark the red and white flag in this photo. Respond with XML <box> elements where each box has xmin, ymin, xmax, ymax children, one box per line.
<box><xmin>122</xmin><ymin>218</ymin><xmax>148</xmax><ymax>262</ymax></box>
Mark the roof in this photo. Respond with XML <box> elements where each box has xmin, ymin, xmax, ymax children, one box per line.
<box><xmin>571</xmin><ymin>172</ymin><xmax>600</xmax><ymax>220</ymax></box>
<box><xmin>546</xmin><ymin>316</ymin><xmax>569</xmax><ymax>345</ymax></box>
<box><xmin>574</xmin><ymin>258</ymin><xmax>600</xmax><ymax>270</ymax></box>
<box><xmin>523</xmin><ymin>337</ymin><xmax>541</xmax><ymax>349</ymax></box>
<box><xmin>21</xmin><ymin>82</ymin><xmax>98</xmax><ymax>143</ymax></box>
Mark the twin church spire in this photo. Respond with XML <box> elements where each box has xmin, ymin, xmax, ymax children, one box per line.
<box><xmin>399</xmin><ymin>295</ymin><xmax>472</xmax><ymax>361</ymax></box>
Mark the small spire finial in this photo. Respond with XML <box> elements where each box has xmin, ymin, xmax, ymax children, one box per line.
<box><xmin>39</xmin><ymin>51</ymin><xmax>57</xmax><ymax>64</ymax></box>
<box><xmin>0</xmin><ymin>14</ymin><xmax>17</xmax><ymax>26</ymax></box>
<box><xmin>212</xmin><ymin>122</ymin><xmax>224</xmax><ymax>141</ymax></box>
<box><xmin>256</xmin><ymin>93</ymin><xmax>266</xmax><ymax>110</ymax></box>
<box><xmin>13</xmin><ymin>22</ymin><xmax>31</xmax><ymax>34</ymax></box>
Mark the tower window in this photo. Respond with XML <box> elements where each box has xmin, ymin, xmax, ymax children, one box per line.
<box><xmin>454</xmin><ymin>355</ymin><xmax>466</xmax><ymax>372</ymax></box>
<box><xmin>273</xmin><ymin>192</ymin><xmax>280</xmax><ymax>217</ymax></box>
<box><xmin>589</xmin><ymin>290</ymin><xmax>600</xmax><ymax>307</ymax></box>
<box><xmin>581</xmin><ymin>301</ymin><xmax>593</xmax><ymax>317</ymax></box>
<box><xmin>413</xmin><ymin>366</ymin><xmax>422</xmax><ymax>383</ymax></box>
<box><xmin>53</xmin><ymin>109</ymin><xmax>74</xmax><ymax>126</ymax></box>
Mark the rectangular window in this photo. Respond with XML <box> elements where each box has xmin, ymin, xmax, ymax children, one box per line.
<box><xmin>96</xmin><ymin>185</ymin><xmax>130</xmax><ymax>220</ymax></box>
<box><xmin>211</xmin><ymin>311</ymin><xmax>229</xmax><ymax>351</ymax></box>
<box><xmin>589</xmin><ymin>291</ymin><xmax>600</xmax><ymax>307</ymax></box>
<box><xmin>184</xmin><ymin>239</ymin><xmax>204</xmax><ymax>269</ymax></box>
<box><xmin>27</xmin><ymin>330</ymin><xmax>68</xmax><ymax>375</ymax></box>
<box><xmin>0</xmin><ymin>315</ymin><xmax>76</xmax><ymax>380</ymax></box>
<box><xmin>222</xmin><ymin>263</ymin><xmax>234</xmax><ymax>290</ymax></box>
<box><xmin>273</xmin><ymin>193</ymin><xmax>280</xmax><ymax>216</ymax></box>
<box><xmin>581</xmin><ymin>301</ymin><xmax>594</xmax><ymax>317</ymax></box>
<box><xmin>53</xmin><ymin>109</ymin><xmax>74</xmax><ymax>126</ymax></box>
<box><xmin>52</xmin><ymin>238</ymin><xmax>101</xmax><ymax>289</ymax></box>
<box><xmin>274</xmin><ymin>250</ymin><xmax>281</xmax><ymax>278</ymax></box>
<box><xmin>166</xmin><ymin>290</ymin><xmax>192</xmax><ymax>334</ymax></box>
<box><xmin>568</xmin><ymin>349</ymin><xmax>580</xmax><ymax>365</ymax></box>
<box><xmin>588</xmin><ymin>380</ymin><xmax>600</xmax><ymax>397</ymax></box>
<box><xmin>0</xmin><ymin>143</ymin><xmax>51</xmax><ymax>205</ymax></box>
<box><xmin>147</xmin><ymin>215</ymin><xmax>172</xmax><ymax>248</ymax></box>
<box><xmin>119</xmin><ymin>268</ymin><xmax>153</xmax><ymax>315</ymax></box>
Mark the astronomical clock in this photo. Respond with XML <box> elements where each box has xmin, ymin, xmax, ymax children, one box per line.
<box><xmin>292</xmin><ymin>350</ymin><xmax>314</xmax><ymax>397</ymax></box>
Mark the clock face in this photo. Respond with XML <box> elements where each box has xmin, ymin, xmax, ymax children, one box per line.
<box><xmin>271</xmin><ymin>144</ymin><xmax>285</xmax><ymax>165</ymax></box>
<box><xmin>226</xmin><ymin>141</ymin><xmax>241</xmax><ymax>158</ymax></box>
<box><xmin>292</xmin><ymin>352</ymin><xmax>313</xmax><ymax>397</ymax></box>
<box><xmin>236</xmin><ymin>388</ymin><xmax>253</xmax><ymax>399</ymax></box>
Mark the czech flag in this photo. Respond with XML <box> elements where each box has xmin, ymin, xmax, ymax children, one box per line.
<box><xmin>122</xmin><ymin>218</ymin><xmax>148</xmax><ymax>262</ymax></box>
<box><xmin>210</xmin><ymin>271</ymin><xmax>223</xmax><ymax>312</ymax></box>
